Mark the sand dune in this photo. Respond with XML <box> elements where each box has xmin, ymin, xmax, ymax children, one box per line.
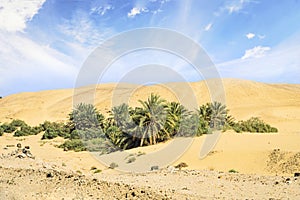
<box><xmin>1</xmin><ymin>79</ymin><xmax>300</xmax><ymax>132</ymax></box>
<box><xmin>1</xmin><ymin>78</ymin><xmax>300</xmax><ymax>199</ymax></box>
<box><xmin>0</xmin><ymin>79</ymin><xmax>300</xmax><ymax>175</ymax></box>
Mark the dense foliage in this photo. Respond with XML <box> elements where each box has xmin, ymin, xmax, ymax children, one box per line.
<box><xmin>0</xmin><ymin>93</ymin><xmax>278</xmax><ymax>153</ymax></box>
<box><xmin>232</xmin><ymin>117</ymin><xmax>278</xmax><ymax>133</ymax></box>
<box><xmin>0</xmin><ymin>119</ymin><xmax>42</xmax><ymax>137</ymax></box>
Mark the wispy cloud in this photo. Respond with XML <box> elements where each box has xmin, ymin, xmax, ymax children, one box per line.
<box><xmin>128</xmin><ymin>7</ymin><xmax>148</xmax><ymax>18</ymax></box>
<box><xmin>59</xmin><ymin>11</ymin><xmax>113</xmax><ymax>47</ymax></box>
<box><xmin>204</xmin><ymin>23</ymin><xmax>213</xmax><ymax>31</ymax></box>
<box><xmin>241</xmin><ymin>46</ymin><xmax>271</xmax><ymax>59</ymax></box>
<box><xmin>90</xmin><ymin>4</ymin><xmax>113</xmax><ymax>16</ymax></box>
<box><xmin>0</xmin><ymin>0</ymin><xmax>46</xmax><ymax>32</ymax></box>
<box><xmin>216</xmin><ymin>0</ymin><xmax>258</xmax><ymax>15</ymax></box>
<box><xmin>246</xmin><ymin>32</ymin><xmax>255</xmax><ymax>39</ymax></box>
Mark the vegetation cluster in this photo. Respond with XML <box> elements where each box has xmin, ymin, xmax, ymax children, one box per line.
<box><xmin>0</xmin><ymin>94</ymin><xmax>277</xmax><ymax>152</ymax></box>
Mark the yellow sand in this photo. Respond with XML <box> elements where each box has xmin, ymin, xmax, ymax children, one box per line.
<box><xmin>0</xmin><ymin>78</ymin><xmax>299</xmax><ymax>175</ymax></box>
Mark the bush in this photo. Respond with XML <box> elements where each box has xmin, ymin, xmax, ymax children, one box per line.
<box><xmin>14</xmin><ymin>124</ymin><xmax>43</xmax><ymax>137</ymax></box>
<box><xmin>94</xmin><ymin>169</ymin><xmax>102</xmax><ymax>173</ymax></box>
<box><xmin>233</xmin><ymin>117</ymin><xmax>278</xmax><ymax>133</ymax></box>
<box><xmin>70</xmin><ymin>128</ymin><xmax>105</xmax><ymax>140</ymax></box>
<box><xmin>41</xmin><ymin>121</ymin><xmax>70</xmax><ymax>139</ymax></box>
<box><xmin>58</xmin><ymin>139</ymin><xmax>87</xmax><ymax>152</ymax></box>
<box><xmin>0</xmin><ymin>126</ymin><xmax>3</xmax><ymax>136</ymax></box>
<box><xmin>228</xmin><ymin>169</ymin><xmax>239</xmax><ymax>173</ymax></box>
<box><xmin>42</xmin><ymin>128</ymin><xmax>58</xmax><ymax>139</ymax></box>
<box><xmin>90</xmin><ymin>166</ymin><xmax>97</xmax><ymax>170</ymax></box>
<box><xmin>109</xmin><ymin>162</ymin><xmax>118</xmax><ymax>169</ymax></box>
<box><xmin>1</xmin><ymin>123</ymin><xmax>17</xmax><ymax>133</ymax></box>
<box><xmin>83</xmin><ymin>138</ymin><xmax>117</xmax><ymax>154</ymax></box>
<box><xmin>10</xmin><ymin>119</ymin><xmax>26</xmax><ymax>127</ymax></box>
<box><xmin>127</xmin><ymin>157</ymin><xmax>136</xmax><ymax>163</ymax></box>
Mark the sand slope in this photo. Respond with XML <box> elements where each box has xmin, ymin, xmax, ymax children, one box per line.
<box><xmin>1</xmin><ymin>79</ymin><xmax>300</xmax><ymax>132</ymax></box>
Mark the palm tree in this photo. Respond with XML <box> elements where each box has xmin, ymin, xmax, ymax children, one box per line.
<box><xmin>163</xmin><ymin>102</ymin><xmax>190</xmax><ymax>138</ymax></box>
<box><xmin>137</xmin><ymin>93</ymin><xmax>167</xmax><ymax>146</ymax></box>
<box><xmin>209</xmin><ymin>102</ymin><xmax>228</xmax><ymax>129</ymax></box>
<box><xmin>108</xmin><ymin>103</ymin><xmax>132</xmax><ymax>130</ymax></box>
<box><xmin>197</xmin><ymin>103</ymin><xmax>212</xmax><ymax>122</ymax></box>
<box><xmin>69</xmin><ymin>103</ymin><xmax>105</xmax><ymax>131</ymax></box>
<box><xmin>105</xmin><ymin>125</ymin><xmax>134</xmax><ymax>149</ymax></box>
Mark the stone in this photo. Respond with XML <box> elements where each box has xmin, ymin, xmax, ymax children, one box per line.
<box><xmin>46</xmin><ymin>172</ymin><xmax>54</xmax><ymax>178</ymax></box>
<box><xmin>175</xmin><ymin>162</ymin><xmax>188</xmax><ymax>170</ymax></box>
<box><xmin>150</xmin><ymin>166</ymin><xmax>159</xmax><ymax>171</ymax></box>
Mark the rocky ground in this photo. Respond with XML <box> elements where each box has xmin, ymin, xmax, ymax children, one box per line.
<box><xmin>1</xmin><ymin>155</ymin><xmax>300</xmax><ymax>200</ymax></box>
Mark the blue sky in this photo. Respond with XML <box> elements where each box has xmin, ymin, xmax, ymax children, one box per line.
<box><xmin>0</xmin><ymin>0</ymin><xmax>300</xmax><ymax>96</ymax></box>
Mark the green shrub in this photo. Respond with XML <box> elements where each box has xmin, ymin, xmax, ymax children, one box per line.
<box><xmin>10</xmin><ymin>119</ymin><xmax>26</xmax><ymax>127</ymax></box>
<box><xmin>233</xmin><ymin>117</ymin><xmax>278</xmax><ymax>133</ymax></box>
<box><xmin>109</xmin><ymin>162</ymin><xmax>118</xmax><ymax>169</ymax></box>
<box><xmin>2</xmin><ymin>123</ymin><xmax>17</xmax><ymax>133</ymax></box>
<box><xmin>70</xmin><ymin>128</ymin><xmax>105</xmax><ymax>140</ymax></box>
<box><xmin>0</xmin><ymin>126</ymin><xmax>3</xmax><ymax>136</ymax></box>
<box><xmin>42</xmin><ymin>128</ymin><xmax>58</xmax><ymax>139</ymax></box>
<box><xmin>127</xmin><ymin>157</ymin><xmax>136</xmax><ymax>163</ymax></box>
<box><xmin>228</xmin><ymin>169</ymin><xmax>239</xmax><ymax>173</ymax></box>
<box><xmin>83</xmin><ymin>138</ymin><xmax>117</xmax><ymax>154</ymax></box>
<box><xmin>90</xmin><ymin>166</ymin><xmax>97</xmax><ymax>170</ymax></box>
<box><xmin>41</xmin><ymin>121</ymin><xmax>70</xmax><ymax>139</ymax></box>
<box><xmin>58</xmin><ymin>139</ymin><xmax>87</xmax><ymax>152</ymax></box>
<box><xmin>69</xmin><ymin>103</ymin><xmax>105</xmax><ymax>131</ymax></box>
<box><xmin>137</xmin><ymin>151</ymin><xmax>146</xmax><ymax>156</ymax></box>
<box><xmin>94</xmin><ymin>169</ymin><xmax>102</xmax><ymax>173</ymax></box>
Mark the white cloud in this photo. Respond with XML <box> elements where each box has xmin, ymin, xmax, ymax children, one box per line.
<box><xmin>217</xmin><ymin>33</ymin><xmax>300</xmax><ymax>83</ymax></box>
<box><xmin>59</xmin><ymin>12</ymin><xmax>113</xmax><ymax>46</ymax></box>
<box><xmin>246</xmin><ymin>33</ymin><xmax>255</xmax><ymax>39</ymax></box>
<box><xmin>90</xmin><ymin>4</ymin><xmax>113</xmax><ymax>16</ymax></box>
<box><xmin>204</xmin><ymin>23</ymin><xmax>213</xmax><ymax>31</ymax></box>
<box><xmin>222</xmin><ymin>0</ymin><xmax>257</xmax><ymax>14</ymax></box>
<box><xmin>128</xmin><ymin>7</ymin><xmax>148</xmax><ymax>18</ymax></box>
<box><xmin>0</xmin><ymin>0</ymin><xmax>46</xmax><ymax>32</ymax></box>
<box><xmin>241</xmin><ymin>46</ymin><xmax>271</xmax><ymax>59</ymax></box>
<box><xmin>0</xmin><ymin>31</ymin><xmax>78</xmax><ymax>95</ymax></box>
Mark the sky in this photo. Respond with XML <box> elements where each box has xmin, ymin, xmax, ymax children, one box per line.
<box><xmin>0</xmin><ymin>0</ymin><xmax>300</xmax><ymax>96</ymax></box>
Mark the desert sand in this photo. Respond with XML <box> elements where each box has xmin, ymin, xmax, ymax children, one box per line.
<box><xmin>0</xmin><ymin>78</ymin><xmax>300</xmax><ymax>199</ymax></box>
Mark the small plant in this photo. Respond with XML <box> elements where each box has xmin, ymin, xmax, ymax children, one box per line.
<box><xmin>109</xmin><ymin>162</ymin><xmax>118</xmax><ymax>169</ymax></box>
<box><xmin>151</xmin><ymin>166</ymin><xmax>159</xmax><ymax>171</ymax></box>
<box><xmin>0</xmin><ymin>126</ymin><xmax>3</xmax><ymax>136</ymax></box>
<box><xmin>127</xmin><ymin>157</ymin><xmax>136</xmax><ymax>163</ymax></box>
<box><xmin>228</xmin><ymin>169</ymin><xmax>239</xmax><ymax>173</ymax></box>
<box><xmin>137</xmin><ymin>151</ymin><xmax>146</xmax><ymax>156</ymax></box>
<box><xmin>125</xmin><ymin>153</ymin><xmax>135</xmax><ymax>159</ymax></box>
<box><xmin>94</xmin><ymin>169</ymin><xmax>102</xmax><ymax>173</ymax></box>
<box><xmin>62</xmin><ymin>162</ymin><xmax>66</xmax><ymax>167</ymax></box>
<box><xmin>76</xmin><ymin>170</ymin><xmax>82</xmax><ymax>174</ymax></box>
<box><xmin>90</xmin><ymin>166</ymin><xmax>97</xmax><ymax>170</ymax></box>
<box><xmin>58</xmin><ymin>139</ymin><xmax>87</xmax><ymax>152</ymax></box>
<box><xmin>175</xmin><ymin>162</ymin><xmax>188</xmax><ymax>170</ymax></box>
<box><xmin>208</xmin><ymin>166</ymin><xmax>215</xmax><ymax>171</ymax></box>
